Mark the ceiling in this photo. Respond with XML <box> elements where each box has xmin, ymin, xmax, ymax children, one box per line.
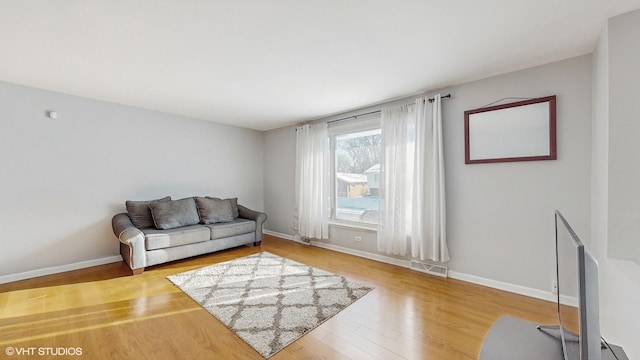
<box><xmin>1</xmin><ymin>1</ymin><xmax>639</xmax><ymax>131</ymax></box>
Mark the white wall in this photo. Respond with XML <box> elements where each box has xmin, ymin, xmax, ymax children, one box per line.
<box><xmin>607</xmin><ymin>10</ymin><xmax>640</xmax><ymax>264</ymax></box>
<box><xmin>445</xmin><ymin>55</ymin><xmax>593</xmax><ymax>292</ymax></box>
<box><xmin>264</xmin><ymin>55</ymin><xmax>594</xmax><ymax>298</ymax></box>
<box><xmin>0</xmin><ymin>81</ymin><xmax>264</xmax><ymax>280</ymax></box>
<box><xmin>263</xmin><ymin>125</ymin><xmax>296</xmax><ymax>235</ymax></box>
<box><xmin>591</xmin><ymin>10</ymin><xmax>640</xmax><ymax>358</ymax></box>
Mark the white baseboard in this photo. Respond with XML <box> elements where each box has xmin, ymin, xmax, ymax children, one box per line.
<box><xmin>263</xmin><ymin>229</ymin><xmax>297</xmax><ymax>242</ymax></box>
<box><xmin>448</xmin><ymin>271</ymin><xmax>556</xmax><ymax>303</ymax></box>
<box><xmin>264</xmin><ymin>230</ymin><xmax>409</xmax><ymax>267</ymax></box>
<box><xmin>311</xmin><ymin>241</ymin><xmax>411</xmax><ymax>269</ymax></box>
<box><xmin>265</xmin><ymin>230</ymin><xmax>556</xmax><ymax>304</ymax></box>
<box><xmin>0</xmin><ymin>255</ymin><xmax>122</xmax><ymax>285</ymax></box>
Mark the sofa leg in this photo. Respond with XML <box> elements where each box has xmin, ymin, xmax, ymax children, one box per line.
<box><xmin>254</xmin><ymin>241</ymin><xmax>262</xmax><ymax>247</ymax></box>
<box><xmin>131</xmin><ymin>268</ymin><xmax>145</xmax><ymax>275</ymax></box>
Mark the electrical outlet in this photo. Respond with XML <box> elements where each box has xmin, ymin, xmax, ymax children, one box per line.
<box><xmin>552</xmin><ymin>281</ymin><xmax>558</xmax><ymax>295</ymax></box>
<box><xmin>354</xmin><ymin>236</ymin><xmax>362</xmax><ymax>242</ymax></box>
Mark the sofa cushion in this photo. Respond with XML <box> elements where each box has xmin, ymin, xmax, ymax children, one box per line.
<box><xmin>126</xmin><ymin>196</ymin><xmax>171</xmax><ymax>228</ymax></box>
<box><xmin>142</xmin><ymin>225</ymin><xmax>211</xmax><ymax>250</ymax></box>
<box><xmin>196</xmin><ymin>197</ymin><xmax>235</xmax><ymax>224</ymax></box>
<box><xmin>205</xmin><ymin>218</ymin><xmax>256</xmax><ymax>240</ymax></box>
<box><xmin>149</xmin><ymin>197</ymin><xmax>200</xmax><ymax>230</ymax></box>
<box><xmin>206</xmin><ymin>197</ymin><xmax>239</xmax><ymax>218</ymax></box>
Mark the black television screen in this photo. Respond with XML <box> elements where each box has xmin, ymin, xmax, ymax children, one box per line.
<box><xmin>551</xmin><ymin>210</ymin><xmax>601</xmax><ymax>360</ymax></box>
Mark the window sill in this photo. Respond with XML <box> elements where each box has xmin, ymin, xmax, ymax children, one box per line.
<box><xmin>328</xmin><ymin>221</ymin><xmax>378</xmax><ymax>233</ymax></box>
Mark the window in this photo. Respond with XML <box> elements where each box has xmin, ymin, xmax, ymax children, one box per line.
<box><xmin>330</xmin><ymin>115</ymin><xmax>381</xmax><ymax>226</ymax></box>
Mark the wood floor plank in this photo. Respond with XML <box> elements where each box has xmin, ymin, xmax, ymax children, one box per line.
<box><xmin>0</xmin><ymin>235</ymin><xmax>561</xmax><ymax>359</ymax></box>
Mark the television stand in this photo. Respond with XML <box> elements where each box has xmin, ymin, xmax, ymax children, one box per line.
<box><xmin>536</xmin><ymin>324</ymin><xmax>580</xmax><ymax>342</ymax></box>
<box><xmin>479</xmin><ymin>316</ymin><xmax>628</xmax><ymax>360</ymax></box>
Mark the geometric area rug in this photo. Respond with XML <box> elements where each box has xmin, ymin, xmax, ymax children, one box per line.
<box><xmin>167</xmin><ymin>252</ymin><xmax>374</xmax><ymax>358</ymax></box>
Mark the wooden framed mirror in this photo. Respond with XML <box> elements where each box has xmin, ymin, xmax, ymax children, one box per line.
<box><xmin>464</xmin><ymin>96</ymin><xmax>557</xmax><ymax>164</ymax></box>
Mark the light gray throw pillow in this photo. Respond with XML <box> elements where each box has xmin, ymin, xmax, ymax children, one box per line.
<box><xmin>149</xmin><ymin>197</ymin><xmax>200</xmax><ymax>230</ymax></box>
<box><xmin>205</xmin><ymin>197</ymin><xmax>239</xmax><ymax>218</ymax></box>
<box><xmin>126</xmin><ymin>196</ymin><xmax>171</xmax><ymax>228</ymax></box>
<box><xmin>196</xmin><ymin>197</ymin><xmax>235</xmax><ymax>224</ymax></box>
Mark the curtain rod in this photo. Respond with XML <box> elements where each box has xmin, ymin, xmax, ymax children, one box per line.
<box><xmin>329</xmin><ymin>93</ymin><xmax>452</xmax><ymax>124</ymax></box>
<box><xmin>327</xmin><ymin>110</ymin><xmax>381</xmax><ymax>124</ymax></box>
<box><xmin>299</xmin><ymin>93</ymin><xmax>453</xmax><ymax>128</ymax></box>
<box><xmin>429</xmin><ymin>93</ymin><xmax>451</xmax><ymax>103</ymax></box>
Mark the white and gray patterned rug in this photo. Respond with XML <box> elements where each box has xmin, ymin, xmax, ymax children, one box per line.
<box><xmin>167</xmin><ymin>252</ymin><xmax>373</xmax><ymax>358</ymax></box>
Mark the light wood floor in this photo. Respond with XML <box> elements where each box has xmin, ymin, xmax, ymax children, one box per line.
<box><xmin>0</xmin><ymin>235</ymin><xmax>565</xmax><ymax>359</ymax></box>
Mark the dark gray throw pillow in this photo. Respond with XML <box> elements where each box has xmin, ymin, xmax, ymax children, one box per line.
<box><xmin>196</xmin><ymin>197</ymin><xmax>235</xmax><ymax>224</ymax></box>
<box><xmin>126</xmin><ymin>196</ymin><xmax>171</xmax><ymax>228</ymax></box>
<box><xmin>205</xmin><ymin>196</ymin><xmax>239</xmax><ymax>218</ymax></box>
<box><xmin>149</xmin><ymin>197</ymin><xmax>200</xmax><ymax>230</ymax></box>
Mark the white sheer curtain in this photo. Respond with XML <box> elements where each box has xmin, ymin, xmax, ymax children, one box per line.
<box><xmin>412</xmin><ymin>94</ymin><xmax>449</xmax><ymax>262</ymax></box>
<box><xmin>293</xmin><ymin>123</ymin><xmax>330</xmax><ymax>240</ymax></box>
<box><xmin>378</xmin><ymin>104</ymin><xmax>415</xmax><ymax>255</ymax></box>
<box><xmin>378</xmin><ymin>95</ymin><xmax>449</xmax><ymax>262</ymax></box>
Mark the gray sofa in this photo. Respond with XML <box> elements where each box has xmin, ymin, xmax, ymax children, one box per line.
<box><xmin>112</xmin><ymin>196</ymin><xmax>267</xmax><ymax>275</ymax></box>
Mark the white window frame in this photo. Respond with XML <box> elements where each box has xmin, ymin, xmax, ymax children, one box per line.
<box><xmin>328</xmin><ymin>113</ymin><xmax>381</xmax><ymax>230</ymax></box>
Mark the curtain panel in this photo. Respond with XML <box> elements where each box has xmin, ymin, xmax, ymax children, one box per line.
<box><xmin>413</xmin><ymin>95</ymin><xmax>449</xmax><ymax>262</ymax></box>
<box><xmin>293</xmin><ymin>123</ymin><xmax>330</xmax><ymax>240</ymax></box>
<box><xmin>377</xmin><ymin>104</ymin><xmax>415</xmax><ymax>256</ymax></box>
<box><xmin>377</xmin><ymin>95</ymin><xmax>449</xmax><ymax>263</ymax></box>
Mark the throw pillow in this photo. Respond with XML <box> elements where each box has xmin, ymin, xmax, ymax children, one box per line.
<box><xmin>196</xmin><ymin>197</ymin><xmax>235</xmax><ymax>224</ymax></box>
<box><xmin>149</xmin><ymin>197</ymin><xmax>200</xmax><ymax>230</ymax></box>
<box><xmin>126</xmin><ymin>196</ymin><xmax>171</xmax><ymax>228</ymax></box>
<box><xmin>205</xmin><ymin>196</ymin><xmax>239</xmax><ymax>218</ymax></box>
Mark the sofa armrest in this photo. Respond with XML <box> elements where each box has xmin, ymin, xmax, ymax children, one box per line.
<box><xmin>237</xmin><ymin>205</ymin><xmax>267</xmax><ymax>242</ymax></box>
<box><xmin>112</xmin><ymin>213</ymin><xmax>147</xmax><ymax>271</ymax></box>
